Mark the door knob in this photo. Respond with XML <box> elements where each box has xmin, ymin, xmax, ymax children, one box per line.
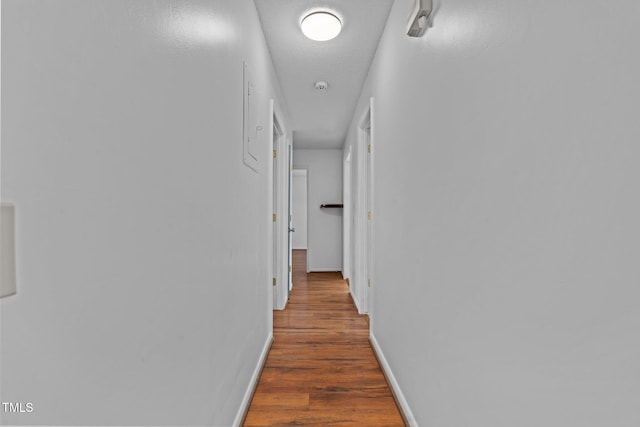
<box><xmin>289</xmin><ymin>228</ymin><xmax>296</xmax><ymax>232</ymax></box>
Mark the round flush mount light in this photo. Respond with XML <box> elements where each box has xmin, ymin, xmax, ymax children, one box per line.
<box><xmin>301</xmin><ymin>11</ymin><xmax>342</xmax><ymax>41</ymax></box>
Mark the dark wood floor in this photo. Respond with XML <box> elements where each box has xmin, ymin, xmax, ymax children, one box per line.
<box><xmin>243</xmin><ymin>250</ymin><xmax>404</xmax><ymax>426</ymax></box>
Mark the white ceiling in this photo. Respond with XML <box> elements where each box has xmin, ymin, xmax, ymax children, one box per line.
<box><xmin>254</xmin><ymin>0</ymin><xmax>394</xmax><ymax>149</ymax></box>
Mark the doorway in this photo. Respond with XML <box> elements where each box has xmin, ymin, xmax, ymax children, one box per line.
<box><xmin>291</xmin><ymin>169</ymin><xmax>308</xmax><ymax>280</ymax></box>
<box><xmin>291</xmin><ymin>170</ymin><xmax>308</xmax><ymax>251</ymax></box>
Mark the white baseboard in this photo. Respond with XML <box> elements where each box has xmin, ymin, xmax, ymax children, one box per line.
<box><xmin>350</xmin><ymin>287</ymin><xmax>365</xmax><ymax>314</ymax></box>
<box><xmin>370</xmin><ymin>333</ymin><xmax>418</xmax><ymax>427</ymax></box>
<box><xmin>232</xmin><ymin>334</ymin><xmax>273</xmax><ymax>427</ymax></box>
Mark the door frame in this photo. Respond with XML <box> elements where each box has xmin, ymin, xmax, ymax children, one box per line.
<box><xmin>270</xmin><ymin>99</ymin><xmax>290</xmax><ymax>310</ymax></box>
<box><xmin>343</xmin><ymin>147</ymin><xmax>352</xmax><ymax>283</ymax></box>
<box><xmin>354</xmin><ymin>97</ymin><xmax>374</xmax><ymax>315</ymax></box>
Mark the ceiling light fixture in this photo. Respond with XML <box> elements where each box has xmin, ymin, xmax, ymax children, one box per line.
<box><xmin>301</xmin><ymin>11</ymin><xmax>342</xmax><ymax>41</ymax></box>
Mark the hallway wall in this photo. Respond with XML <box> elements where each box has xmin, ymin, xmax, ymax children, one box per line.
<box><xmin>346</xmin><ymin>0</ymin><xmax>640</xmax><ymax>425</ymax></box>
<box><xmin>0</xmin><ymin>1</ymin><xmax>286</xmax><ymax>425</ymax></box>
<box><xmin>293</xmin><ymin>149</ymin><xmax>343</xmax><ymax>272</ymax></box>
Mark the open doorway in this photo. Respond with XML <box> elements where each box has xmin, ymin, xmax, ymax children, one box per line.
<box><xmin>291</xmin><ymin>170</ymin><xmax>308</xmax><ymax>247</ymax></box>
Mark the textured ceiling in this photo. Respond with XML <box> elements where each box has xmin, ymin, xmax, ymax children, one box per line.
<box><xmin>254</xmin><ymin>0</ymin><xmax>394</xmax><ymax>149</ymax></box>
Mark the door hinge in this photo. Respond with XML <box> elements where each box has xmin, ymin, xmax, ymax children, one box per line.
<box><xmin>289</xmin><ymin>265</ymin><xmax>292</xmax><ymax>272</ymax></box>
<box><xmin>273</xmin><ymin>149</ymin><xmax>277</xmax><ymax>158</ymax></box>
<box><xmin>368</xmin><ymin>144</ymin><xmax>371</xmax><ymax>154</ymax></box>
<box><xmin>272</xmin><ymin>277</ymin><xmax>276</xmax><ymax>286</ymax></box>
<box><xmin>368</xmin><ymin>211</ymin><xmax>372</xmax><ymax>221</ymax></box>
<box><xmin>368</xmin><ymin>278</ymin><xmax>371</xmax><ymax>288</ymax></box>
<box><xmin>289</xmin><ymin>214</ymin><xmax>292</xmax><ymax>222</ymax></box>
<box><xmin>273</xmin><ymin>213</ymin><xmax>277</xmax><ymax>222</ymax></box>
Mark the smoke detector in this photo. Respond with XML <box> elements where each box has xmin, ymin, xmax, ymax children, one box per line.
<box><xmin>314</xmin><ymin>81</ymin><xmax>329</xmax><ymax>91</ymax></box>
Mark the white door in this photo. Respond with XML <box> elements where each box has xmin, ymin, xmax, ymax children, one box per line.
<box><xmin>291</xmin><ymin>170</ymin><xmax>308</xmax><ymax>250</ymax></box>
<box><xmin>355</xmin><ymin>98</ymin><xmax>373</xmax><ymax>315</ymax></box>
<box><xmin>272</xmin><ymin>127</ymin><xmax>279</xmax><ymax>309</ymax></box>
<box><xmin>271</xmin><ymin>101</ymin><xmax>288</xmax><ymax>309</ymax></box>
<box><xmin>287</xmin><ymin>143</ymin><xmax>293</xmax><ymax>292</ymax></box>
<box><xmin>365</xmin><ymin>124</ymin><xmax>372</xmax><ymax>314</ymax></box>
<box><xmin>343</xmin><ymin>150</ymin><xmax>352</xmax><ymax>282</ymax></box>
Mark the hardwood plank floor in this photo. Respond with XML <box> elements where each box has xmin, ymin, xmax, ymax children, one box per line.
<box><xmin>244</xmin><ymin>250</ymin><xmax>404</xmax><ymax>426</ymax></box>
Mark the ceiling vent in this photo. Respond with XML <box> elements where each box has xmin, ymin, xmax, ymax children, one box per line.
<box><xmin>314</xmin><ymin>81</ymin><xmax>329</xmax><ymax>91</ymax></box>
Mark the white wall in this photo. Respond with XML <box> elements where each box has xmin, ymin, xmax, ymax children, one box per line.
<box><xmin>346</xmin><ymin>0</ymin><xmax>640</xmax><ymax>425</ymax></box>
<box><xmin>0</xmin><ymin>1</ymin><xmax>286</xmax><ymax>425</ymax></box>
<box><xmin>293</xmin><ymin>150</ymin><xmax>342</xmax><ymax>272</ymax></box>
<box><xmin>291</xmin><ymin>170</ymin><xmax>308</xmax><ymax>250</ymax></box>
